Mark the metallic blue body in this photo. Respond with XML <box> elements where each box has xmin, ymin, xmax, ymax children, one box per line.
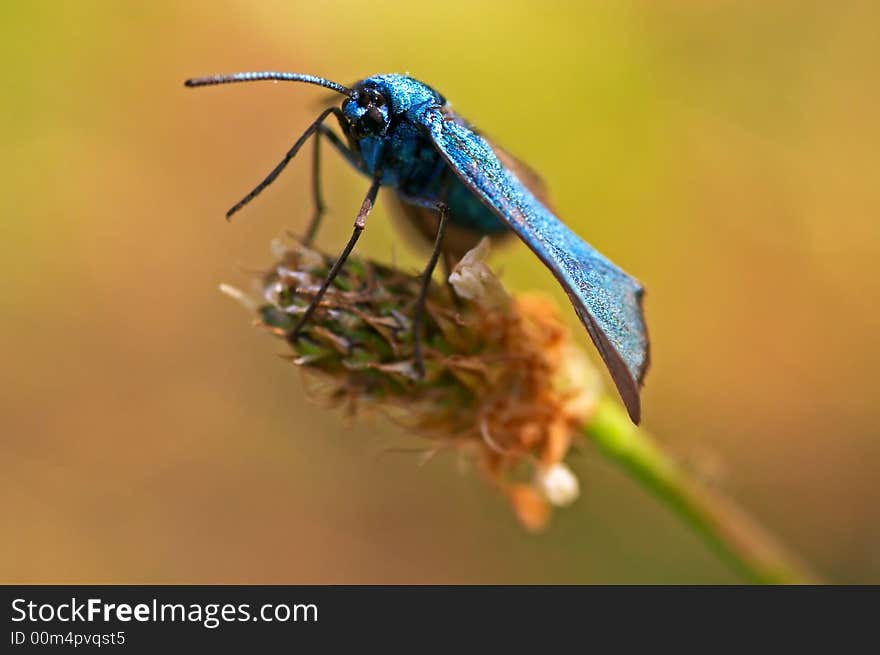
<box><xmin>186</xmin><ymin>69</ymin><xmax>649</xmax><ymax>423</ymax></box>
<box><xmin>342</xmin><ymin>74</ymin><xmax>649</xmax><ymax>423</ymax></box>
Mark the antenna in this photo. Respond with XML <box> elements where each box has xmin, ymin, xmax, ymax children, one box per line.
<box><xmin>184</xmin><ymin>71</ymin><xmax>352</xmax><ymax>96</ymax></box>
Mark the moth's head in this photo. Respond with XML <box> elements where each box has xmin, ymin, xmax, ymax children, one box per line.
<box><xmin>342</xmin><ymin>74</ymin><xmax>445</xmax><ymax>138</ymax></box>
<box><xmin>342</xmin><ymin>82</ymin><xmax>391</xmax><ymax>139</ymax></box>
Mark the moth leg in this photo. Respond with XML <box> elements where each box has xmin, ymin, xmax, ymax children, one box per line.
<box><xmin>412</xmin><ymin>199</ymin><xmax>450</xmax><ymax>378</ymax></box>
<box><xmin>302</xmin><ymin>130</ymin><xmax>324</xmax><ymax>245</ymax></box>
<box><xmin>302</xmin><ymin>124</ymin><xmax>365</xmax><ymax>245</ymax></box>
<box><xmin>442</xmin><ymin>250</ymin><xmax>462</xmax><ymax>307</ymax></box>
<box><xmin>288</xmin><ymin>175</ymin><xmax>382</xmax><ymax>341</ymax></box>
<box><xmin>226</xmin><ymin>107</ymin><xmax>346</xmax><ymax>221</ymax></box>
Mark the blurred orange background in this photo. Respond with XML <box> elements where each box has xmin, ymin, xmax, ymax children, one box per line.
<box><xmin>2</xmin><ymin>1</ymin><xmax>878</xmax><ymax>583</ymax></box>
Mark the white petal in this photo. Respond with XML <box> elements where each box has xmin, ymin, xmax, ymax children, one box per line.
<box><xmin>536</xmin><ymin>463</ymin><xmax>580</xmax><ymax>507</ymax></box>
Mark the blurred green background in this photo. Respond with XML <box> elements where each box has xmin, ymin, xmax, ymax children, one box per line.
<box><xmin>2</xmin><ymin>1</ymin><xmax>878</xmax><ymax>583</ymax></box>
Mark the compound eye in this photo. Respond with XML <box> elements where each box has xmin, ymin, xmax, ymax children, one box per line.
<box><xmin>357</xmin><ymin>87</ymin><xmax>386</xmax><ymax>108</ymax></box>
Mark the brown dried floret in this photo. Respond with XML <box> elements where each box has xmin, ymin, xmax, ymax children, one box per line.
<box><xmin>224</xmin><ymin>238</ymin><xmax>601</xmax><ymax>531</ymax></box>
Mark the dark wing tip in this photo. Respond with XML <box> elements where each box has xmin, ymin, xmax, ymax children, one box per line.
<box><xmin>619</xmin><ymin>376</ymin><xmax>642</xmax><ymax>425</ymax></box>
<box><xmin>574</xmin><ymin>302</ymin><xmax>646</xmax><ymax>425</ymax></box>
<box><xmin>611</xmin><ymin>281</ymin><xmax>649</xmax><ymax>423</ymax></box>
<box><xmin>599</xmin><ymin>332</ymin><xmax>643</xmax><ymax>425</ymax></box>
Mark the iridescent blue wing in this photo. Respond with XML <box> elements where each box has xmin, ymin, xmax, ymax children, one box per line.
<box><xmin>421</xmin><ymin>108</ymin><xmax>649</xmax><ymax>423</ymax></box>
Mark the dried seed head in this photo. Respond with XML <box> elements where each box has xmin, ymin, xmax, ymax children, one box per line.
<box><xmin>223</xmin><ymin>238</ymin><xmax>602</xmax><ymax>531</ymax></box>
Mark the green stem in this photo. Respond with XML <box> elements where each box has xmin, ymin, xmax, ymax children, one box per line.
<box><xmin>582</xmin><ymin>398</ymin><xmax>819</xmax><ymax>584</ymax></box>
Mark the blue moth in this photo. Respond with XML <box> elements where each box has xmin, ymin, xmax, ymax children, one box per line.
<box><xmin>185</xmin><ymin>72</ymin><xmax>650</xmax><ymax>424</ymax></box>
